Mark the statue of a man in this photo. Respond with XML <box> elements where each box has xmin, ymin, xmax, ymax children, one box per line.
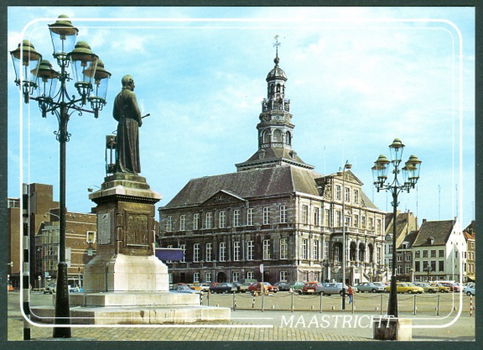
<box><xmin>113</xmin><ymin>75</ymin><xmax>142</xmax><ymax>174</ymax></box>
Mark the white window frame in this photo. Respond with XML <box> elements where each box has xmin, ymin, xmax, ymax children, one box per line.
<box><xmin>233</xmin><ymin>241</ymin><xmax>240</xmax><ymax>261</ymax></box>
<box><xmin>193</xmin><ymin>213</ymin><xmax>199</xmax><ymax>230</ymax></box>
<box><xmin>233</xmin><ymin>209</ymin><xmax>240</xmax><ymax>227</ymax></box>
<box><xmin>219</xmin><ymin>211</ymin><xmax>225</xmax><ymax>228</ymax></box>
<box><xmin>205</xmin><ymin>212</ymin><xmax>213</xmax><ymax>229</ymax></box>
<box><xmin>247</xmin><ymin>208</ymin><xmax>254</xmax><ymax>226</ymax></box>
<box><xmin>193</xmin><ymin>243</ymin><xmax>200</xmax><ymax>262</ymax></box>
<box><xmin>263</xmin><ymin>207</ymin><xmax>270</xmax><ymax>225</ymax></box>
<box><xmin>205</xmin><ymin>272</ymin><xmax>212</xmax><ymax>282</ymax></box>
<box><xmin>314</xmin><ymin>208</ymin><xmax>320</xmax><ymax>226</ymax></box>
<box><xmin>345</xmin><ymin>187</ymin><xmax>351</xmax><ymax>202</ymax></box>
<box><xmin>247</xmin><ymin>240</ymin><xmax>254</xmax><ymax>261</ymax></box>
<box><xmin>354</xmin><ymin>189</ymin><xmax>359</xmax><ymax>204</ymax></box>
<box><xmin>280</xmin><ymin>205</ymin><xmax>287</xmax><ymax>223</ymax></box>
<box><xmin>246</xmin><ymin>271</ymin><xmax>254</xmax><ymax>280</ymax></box>
<box><xmin>179</xmin><ymin>244</ymin><xmax>186</xmax><ymax>262</ymax></box>
<box><xmin>219</xmin><ymin>242</ymin><xmax>226</xmax><ymax>262</ymax></box>
<box><xmin>232</xmin><ymin>271</ymin><xmax>240</xmax><ymax>282</ymax></box>
<box><xmin>86</xmin><ymin>231</ymin><xmax>96</xmax><ymax>244</ymax></box>
<box><xmin>193</xmin><ymin>272</ymin><xmax>200</xmax><ymax>283</ymax></box>
<box><xmin>302</xmin><ymin>205</ymin><xmax>309</xmax><ymax>225</ymax></box>
<box><xmin>166</xmin><ymin>216</ymin><xmax>173</xmax><ymax>232</ymax></box>
<box><xmin>179</xmin><ymin>215</ymin><xmax>186</xmax><ymax>231</ymax></box>
<box><xmin>280</xmin><ymin>271</ymin><xmax>287</xmax><ymax>282</ymax></box>
<box><xmin>205</xmin><ymin>242</ymin><xmax>212</xmax><ymax>262</ymax></box>
<box><xmin>336</xmin><ymin>185</ymin><xmax>342</xmax><ymax>200</ymax></box>
<box><xmin>280</xmin><ymin>238</ymin><xmax>288</xmax><ymax>259</ymax></box>
<box><xmin>263</xmin><ymin>239</ymin><xmax>271</xmax><ymax>260</ymax></box>
<box><xmin>302</xmin><ymin>239</ymin><xmax>308</xmax><ymax>260</ymax></box>
<box><xmin>313</xmin><ymin>240</ymin><xmax>320</xmax><ymax>260</ymax></box>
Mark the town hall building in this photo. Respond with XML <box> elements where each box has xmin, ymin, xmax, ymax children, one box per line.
<box><xmin>158</xmin><ymin>48</ymin><xmax>387</xmax><ymax>285</ymax></box>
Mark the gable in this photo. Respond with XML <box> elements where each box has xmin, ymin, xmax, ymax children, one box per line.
<box><xmin>200</xmin><ymin>190</ymin><xmax>247</xmax><ymax>207</ymax></box>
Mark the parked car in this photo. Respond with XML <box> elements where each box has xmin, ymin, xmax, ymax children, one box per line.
<box><xmin>171</xmin><ymin>284</ymin><xmax>201</xmax><ymax>294</ymax></box>
<box><xmin>355</xmin><ymin>282</ymin><xmax>385</xmax><ymax>293</ymax></box>
<box><xmin>290</xmin><ymin>281</ymin><xmax>306</xmax><ymax>294</ymax></box>
<box><xmin>210</xmin><ymin>282</ymin><xmax>237</xmax><ymax>294</ymax></box>
<box><xmin>320</xmin><ymin>282</ymin><xmax>347</xmax><ymax>296</ymax></box>
<box><xmin>69</xmin><ymin>286</ymin><xmax>81</xmax><ymax>293</ymax></box>
<box><xmin>188</xmin><ymin>283</ymin><xmax>204</xmax><ymax>292</ymax></box>
<box><xmin>439</xmin><ymin>282</ymin><xmax>460</xmax><ymax>292</ymax></box>
<box><xmin>273</xmin><ymin>281</ymin><xmax>291</xmax><ymax>291</ymax></box>
<box><xmin>235</xmin><ymin>279</ymin><xmax>258</xmax><ymax>293</ymax></box>
<box><xmin>301</xmin><ymin>282</ymin><xmax>323</xmax><ymax>294</ymax></box>
<box><xmin>248</xmin><ymin>282</ymin><xmax>277</xmax><ymax>295</ymax></box>
<box><xmin>430</xmin><ymin>282</ymin><xmax>451</xmax><ymax>293</ymax></box>
<box><xmin>463</xmin><ymin>284</ymin><xmax>475</xmax><ymax>296</ymax></box>
<box><xmin>384</xmin><ymin>282</ymin><xmax>423</xmax><ymax>294</ymax></box>
<box><xmin>199</xmin><ymin>283</ymin><xmax>211</xmax><ymax>292</ymax></box>
<box><xmin>413</xmin><ymin>282</ymin><xmax>438</xmax><ymax>293</ymax></box>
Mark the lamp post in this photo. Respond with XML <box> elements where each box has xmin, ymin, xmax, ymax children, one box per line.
<box><xmin>372</xmin><ymin>138</ymin><xmax>421</xmax><ymax>318</ymax></box>
<box><xmin>10</xmin><ymin>15</ymin><xmax>111</xmax><ymax>338</ymax></box>
<box><xmin>338</xmin><ymin>161</ymin><xmax>351</xmax><ymax>310</ymax></box>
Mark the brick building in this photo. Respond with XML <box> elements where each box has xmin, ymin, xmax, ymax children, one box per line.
<box><xmin>158</xmin><ymin>51</ymin><xmax>386</xmax><ymax>285</ymax></box>
<box><xmin>463</xmin><ymin>221</ymin><xmax>475</xmax><ymax>282</ymax></box>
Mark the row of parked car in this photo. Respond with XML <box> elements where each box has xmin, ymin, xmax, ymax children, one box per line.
<box><xmin>170</xmin><ymin>280</ymin><xmax>476</xmax><ymax>296</ymax></box>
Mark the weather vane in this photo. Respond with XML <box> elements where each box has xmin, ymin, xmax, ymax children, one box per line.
<box><xmin>273</xmin><ymin>35</ymin><xmax>281</xmax><ymax>58</ymax></box>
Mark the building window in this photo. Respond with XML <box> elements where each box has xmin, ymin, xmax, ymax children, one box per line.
<box><xmin>405</xmin><ymin>266</ymin><xmax>411</xmax><ymax>274</ymax></box>
<box><xmin>439</xmin><ymin>250</ymin><xmax>444</xmax><ymax>258</ymax></box>
<box><xmin>205</xmin><ymin>212</ymin><xmax>213</xmax><ymax>229</ymax></box>
<box><xmin>263</xmin><ymin>207</ymin><xmax>270</xmax><ymax>225</ymax></box>
<box><xmin>345</xmin><ymin>214</ymin><xmax>351</xmax><ymax>227</ymax></box>
<box><xmin>247</xmin><ymin>208</ymin><xmax>254</xmax><ymax>226</ymax></box>
<box><xmin>193</xmin><ymin>272</ymin><xmax>200</xmax><ymax>283</ymax></box>
<box><xmin>193</xmin><ymin>243</ymin><xmax>200</xmax><ymax>262</ymax></box>
<box><xmin>431</xmin><ymin>250</ymin><xmax>436</xmax><ymax>258</ymax></box>
<box><xmin>205</xmin><ymin>272</ymin><xmax>212</xmax><ymax>282</ymax></box>
<box><xmin>438</xmin><ymin>260</ymin><xmax>444</xmax><ymax>272</ymax></box>
<box><xmin>336</xmin><ymin>185</ymin><xmax>342</xmax><ymax>200</ymax></box>
<box><xmin>86</xmin><ymin>231</ymin><xmax>96</xmax><ymax>244</ymax></box>
<box><xmin>345</xmin><ymin>187</ymin><xmax>350</xmax><ymax>202</ymax></box>
<box><xmin>325</xmin><ymin>209</ymin><xmax>330</xmax><ymax>226</ymax></box>
<box><xmin>415</xmin><ymin>251</ymin><xmax>420</xmax><ymax>258</ymax></box>
<box><xmin>361</xmin><ymin>216</ymin><xmax>366</xmax><ymax>228</ymax></box>
<box><xmin>232</xmin><ymin>271</ymin><xmax>240</xmax><ymax>282</ymax></box>
<box><xmin>280</xmin><ymin>205</ymin><xmax>287</xmax><ymax>223</ymax></box>
<box><xmin>353</xmin><ymin>215</ymin><xmax>359</xmax><ymax>228</ymax></box>
<box><xmin>302</xmin><ymin>205</ymin><xmax>309</xmax><ymax>224</ymax></box>
<box><xmin>233</xmin><ymin>210</ymin><xmax>240</xmax><ymax>227</ymax></box>
<box><xmin>233</xmin><ymin>241</ymin><xmax>241</xmax><ymax>261</ymax></box>
<box><xmin>369</xmin><ymin>217</ymin><xmax>374</xmax><ymax>230</ymax></box>
<box><xmin>205</xmin><ymin>243</ymin><xmax>212</xmax><ymax>262</ymax></box>
<box><xmin>376</xmin><ymin>219</ymin><xmax>382</xmax><ymax>234</ymax></box>
<box><xmin>179</xmin><ymin>244</ymin><xmax>186</xmax><ymax>262</ymax></box>
<box><xmin>179</xmin><ymin>215</ymin><xmax>186</xmax><ymax>231</ymax></box>
<box><xmin>219</xmin><ymin>242</ymin><xmax>226</xmax><ymax>262</ymax></box>
<box><xmin>423</xmin><ymin>250</ymin><xmax>428</xmax><ymax>258</ymax></box>
<box><xmin>166</xmin><ymin>216</ymin><xmax>173</xmax><ymax>232</ymax></box>
<box><xmin>336</xmin><ymin>211</ymin><xmax>342</xmax><ymax>227</ymax></box>
<box><xmin>247</xmin><ymin>240</ymin><xmax>254</xmax><ymax>260</ymax></box>
<box><xmin>280</xmin><ymin>271</ymin><xmax>287</xmax><ymax>282</ymax></box>
<box><xmin>280</xmin><ymin>238</ymin><xmax>288</xmax><ymax>259</ymax></box>
<box><xmin>219</xmin><ymin>211</ymin><xmax>225</xmax><ymax>228</ymax></box>
<box><xmin>314</xmin><ymin>208</ymin><xmax>320</xmax><ymax>226</ymax></box>
<box><xmin>397</xmin><ymin>266</ymin><xmax>402</xmax><ymax>274</ymax></box>
<box><xmin>415</xmin><ymin>261</ymin><xmax>420</xmax><ymax>272</ymax></box>
<box><xmin>263</xmin><ymin>239</ymin><xmax>271</xmax><ymax>260</ymax></box>
<box><xmin>405</xmin><ymin>252</ymin><xmax>411</xmax><ymax>261</ymax></box>
<box><xmin>313</xmin><ymin>240</ymin><xmax>320</xmax><ymax>260</ymax></box>
<box><xmin>354</xmin><ymin>189</ymin><xmax>359</xmax><ymax>204</ymax></box>
<box><xmin>397</xmin><ymin>254</ymin><xmax>402</xmax><ymax>262</ymax></box>
<box><xmin>246</xmin><ymin>271</ymin><xmax>254</xmax><ymax>280</ymax></box>
<box><xmin>302</xmin><ymin>239</ymin><xmax>308</xmax><ymax>260</ymax></box>
<box><xmin>193</xmin><ymin>213</ymin><xmax>200</xmax><ymax>230</ymax></box>
<box><xmin>431</xmin><ymin>261</ymin><xmax>436</xmax><ymax>272</ymax></box>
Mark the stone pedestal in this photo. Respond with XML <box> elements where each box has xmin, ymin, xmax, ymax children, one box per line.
<box><xmin>84</xmin><ymin>173</ymin><xmax>167</xmax><ymax>292</ymax></box>
<box><xmin>373</xmin><ymin>317</ymin><xmax>412</xmax><ymax>341</ymax></box>
<box><xmin>30</xmin><ymin>173</ymin><xmax>230</xmax><ymax>325</ymax></box>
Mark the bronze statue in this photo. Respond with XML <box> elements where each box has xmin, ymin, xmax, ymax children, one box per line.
<box><xmin>113</xmin><ymin>75</ymin><xmax>142</xmax><ymax>174</ymax></box>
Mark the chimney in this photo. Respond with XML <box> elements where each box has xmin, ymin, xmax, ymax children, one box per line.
<box><xmin>422</xmin><ymin>219</ymin><xmax>427</xmax><ymax>224</ymax></box>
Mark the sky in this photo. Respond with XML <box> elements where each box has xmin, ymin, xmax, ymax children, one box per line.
<box><xmin>7</xmin><ymin>6</ymin><xmax>475</xmax><ymax>228</ymax></box>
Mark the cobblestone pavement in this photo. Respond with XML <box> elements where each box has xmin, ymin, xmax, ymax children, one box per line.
<box><xmin>8</xmin><ymin>292</ymin><xmax>475</xmax><ymax>341</ymax></box>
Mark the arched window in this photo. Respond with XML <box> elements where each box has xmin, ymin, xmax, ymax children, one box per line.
<box><xmin>358</xmin><ymin>243</ymin><xmax>366</xmax><ymax>262</ymax></box>
<box><xmin>262</xmin><ymin>130</ymin><xmax>270</xmax><ymax>144</ymax></box>
<box><xmin>273</xmin><ymin>129</ymin><xmax>282</xmax><ymax>142</ymax></box>
<box><xmin>286</xmin><ymin>131</ymin><xmax>292</xmax><ymax>145</ymax></box>
<box><xmin>276</xmin><ymin>84</ymin><xmax>281</xmax><ymax>92</ymax></box>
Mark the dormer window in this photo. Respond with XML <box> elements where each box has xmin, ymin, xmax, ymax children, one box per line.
<box><xmin>427</xmin><ymin>236</ymin><xmax>434</xmax><ymax>245</ymax></box>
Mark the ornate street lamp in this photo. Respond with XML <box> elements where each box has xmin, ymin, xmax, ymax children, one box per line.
<box><xmin>337</xmin><ymin>161</ymin><xmax>351</xmax><ymax>310</ymax></box>
<box><xmin>10</xmin><ymin>15</ymin><xmax>111</xmax><ymax>338</ymax></box>
<box><xmin>372</xmin><ymin>138</ymin><xmax>421</xmax><ymax>319</ymax></box>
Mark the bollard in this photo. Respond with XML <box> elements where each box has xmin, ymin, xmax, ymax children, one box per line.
<box><xmin>436</xmin><ymin>294</ymin><xmax>440</xmax><ymax>316</ymax></box>
<box><xmin>413</xmin><ymin>294</ymin><xmax>417</xmax><ymax>315</ymax></box>
<box><xmin>319</xmin><ymin>293</ymin><xmax>323</xmax><ymax>313</ymax></box>
<box><xmin>331</xmin><ymin>305</ymin><xmax>335</xmax><ymax>311</ymax></box>
<box><xmin>232</xmin><ymin>292</ymin><xmax>236</xmax><ymax>311</ymax></box>
<box><xmin>291</xmin><ymin>291</ymin><xmax>294</xmax><ymax>312</ymax></box>
<box><xmin>470</xmin><ymin>295</ymin><xmax>473</xmax><ymax>317</ymax></box>
<box><xmin>252</xmin><ymin>294</ymin><xmax>256</xmax><ymax>309</ymax></box>
<box><xmin>200</xmin><ymin>292</ymin><xmax>203</xmax><ymax>305</ymax></box>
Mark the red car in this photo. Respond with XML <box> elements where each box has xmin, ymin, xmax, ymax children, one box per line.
<box><xmin>302</xmin><ymin>282</ymin><xmax>323</xmax><ymax>294</ymax></box>
<box><xmin>440</xmin><ymin>282</ymin><xmax>461</xmax><ymax>292</ymax></box>
<box><xmin>248</xmin><ymin>282</ymin><xmax>278</xmax><ymax>294</ymax></box>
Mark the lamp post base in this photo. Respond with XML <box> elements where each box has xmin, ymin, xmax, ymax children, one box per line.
<box><xmin>373</xmin><ymin>317</ymin><xmax>412</xmax><ymax>341</ymax></box>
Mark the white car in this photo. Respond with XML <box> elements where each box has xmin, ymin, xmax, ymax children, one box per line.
<box><xmin>463</xmin><ymin>284</ymin><xmax>475</xmax><ymax>296</ymax></box>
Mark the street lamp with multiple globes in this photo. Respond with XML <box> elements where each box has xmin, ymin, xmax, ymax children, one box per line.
<box><xmin>10</xmin><ymin>15</ymin><xmax>111</xmax><ymax>338</ymax></box>
<box><xmin>372</xmin><ymin>138</ymin><xmax>421</xmax><ymax>318</ymax></box>
<box><xmin>338</xmin><ymin>161</ymin><xmax>352</xmax><ymax>310</ymax></box>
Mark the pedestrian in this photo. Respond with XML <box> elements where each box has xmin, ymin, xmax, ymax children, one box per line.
<box><xmin>347</xmin><ymin>284</ymin><xmax>354</xmax><ymax>304</ymax></box>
